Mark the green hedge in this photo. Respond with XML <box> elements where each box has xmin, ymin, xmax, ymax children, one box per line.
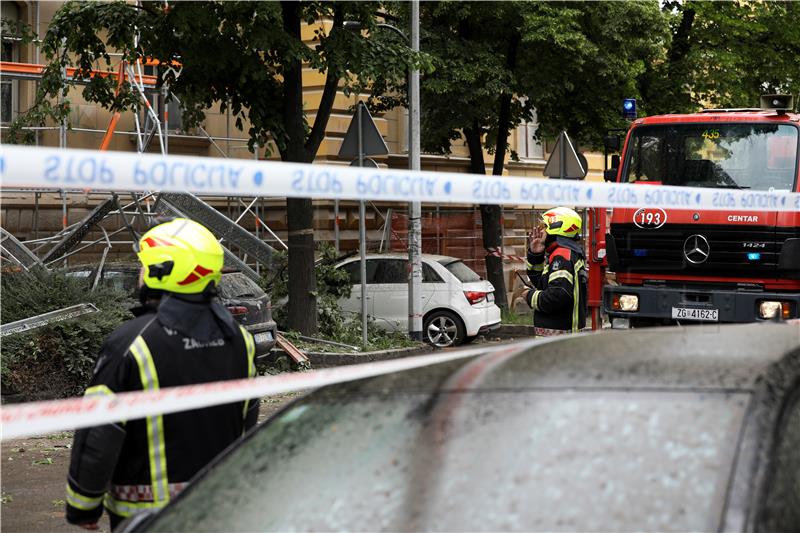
<box><xmin>1</xmin><ymin>269</ymin><xmax>132</xmax><ymax>400</ymax></box>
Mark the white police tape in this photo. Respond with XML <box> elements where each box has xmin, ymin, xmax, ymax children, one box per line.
<box><xmin>1</xmin><ymin>145</ymin><xmax>798</xmax><ymax>211</ymax></box>
<box><xmin>0</xmin><ymin>339</ymin><xmax>539</xmax><ymax>440</ymax></box>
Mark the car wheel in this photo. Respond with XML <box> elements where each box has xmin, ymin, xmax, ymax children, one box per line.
<box><xmin>424</xmin><ymin>310</ymin><xmax>465</xmax><ymax>348</ymax></box>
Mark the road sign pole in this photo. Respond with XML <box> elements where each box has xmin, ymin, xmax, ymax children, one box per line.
<box><xmin>357</xmin><ymin>104</ymin><xmax>368</xmax><ymax>348</ymax></box>
<box><xmin>339</xmin><ymin>99</ymin><xmax>388</xmax><ymax>350</ymax></box>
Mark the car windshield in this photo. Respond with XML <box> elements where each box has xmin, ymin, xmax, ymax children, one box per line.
<box><xmin>102</xmin><ymin>270</ymin><xmax>139</xmax><ymax>294</ymax></box>
<box><xmin>64</xmin><ymin>269</ymin><xmax>91</xmax><ymax>278</ymax></box>
<box><xmin>439</xmin><ymin>259</ymin><xmax>481</xmax><ymax>283</ymax></box>
<box><xmin>623</xmin><ymin>123</ymin><xmax>798</xmax><ymax>191</ymax></box>
<box><xmin>148</xmin><ymin>389</ymin><xmax>748</xmax><ymax>532</ymax></box>
<box><xmin>218</xmin><ymin>272</ymin><xmax>263</xmax><ymax>299</ymax></box>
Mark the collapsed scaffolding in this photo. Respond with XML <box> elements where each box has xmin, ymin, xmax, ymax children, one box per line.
<box><xmin>1</xmin><ymin>55</ymin><xmax>285</xmax><ymax>277</ymax></box>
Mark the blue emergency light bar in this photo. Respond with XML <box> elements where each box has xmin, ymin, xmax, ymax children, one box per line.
<box><xmin>633</xmin><ymin>249</ymin><xmax>648</xmax><ymax>257</ymax></box>
<box><xmin>747</xmin><ymin>253</ymin><xmax>761</xmax><ymax>261</ymax></box>
<box><xmin>623</xmin><ymin>98</ymin><xmax>637</xmax><ymax>120</ymax></box>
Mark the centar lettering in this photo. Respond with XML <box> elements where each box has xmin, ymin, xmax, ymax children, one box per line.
<box><xmin>727</xmin><ymin>215</ymin><xmax>759</xmax><ymax>223</ymax></box>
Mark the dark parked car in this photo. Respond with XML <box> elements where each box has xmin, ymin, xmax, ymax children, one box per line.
<box><xmin>63</xmin><ymin>263</ymin><xmax>276</xmax><ymax>359</ymax></box>
<box><xmin>125</xmin><ymin>322</ymin><xmax>799</xmax><ymax>532</ymax></box>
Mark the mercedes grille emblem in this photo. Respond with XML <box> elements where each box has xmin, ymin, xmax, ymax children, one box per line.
<box><xmin>683</xmin><ymin>234</ymin><xmax>710</xmax><ymax>264</ymax></box>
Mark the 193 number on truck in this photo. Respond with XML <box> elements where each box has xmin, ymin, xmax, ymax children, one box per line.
<box><xmin>633</xmin><ymin>208</ymin><xmax>667</xmax><ymax>229</ymax></box>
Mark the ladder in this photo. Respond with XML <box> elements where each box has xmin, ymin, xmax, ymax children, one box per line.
<box><xmin>156</xmin><ymin>192</ymin><xmax>277</xmax><ymax>267</ymax></box>
<box><xmin>41</xmin><ymin>195</ymin><xmax>119</xmax><ymax>264</ymax></box>
<box><xmin>153</xmin><ymin>195</ymin><xmax>262</xmax><ymax>282</ymax></box>
<box><xmin>0</xmin><ymin>228</ymin><xmax>47</xmax><ymax>271</ymax></box>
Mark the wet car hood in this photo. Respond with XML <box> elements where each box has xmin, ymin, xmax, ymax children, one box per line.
<box><xmin>141</xmin><ymin>323</ymin><xmax>800</xmax><ymax>532</ymax></box>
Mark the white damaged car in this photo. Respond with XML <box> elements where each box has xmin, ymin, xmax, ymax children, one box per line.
<box><xmin>335</xmin><ymin>254</ymin><xmax>502</xmax><ymax>347</ymax></box>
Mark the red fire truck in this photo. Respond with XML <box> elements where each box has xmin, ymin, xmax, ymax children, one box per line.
<box><xmin>601</xmin><ymin>95</ymin><xmax>800</xmax><ymax>327</ymax></box>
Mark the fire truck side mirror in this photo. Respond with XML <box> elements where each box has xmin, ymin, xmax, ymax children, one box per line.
<box><xmin>604</xmin><ymin>154</ymin><xmax>620</xmax><ymax>182</ymax></box>
<box><xmin>604</xmin><ymin>135</ymin><xmax>621</xmax><ymax>153</ymax></box>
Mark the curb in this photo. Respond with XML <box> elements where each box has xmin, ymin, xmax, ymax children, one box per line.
<box><xmin>493</xmin><ymin>324</ymin><xmax>536</xmax><ymax>339</ymax></box>
<box><xmin>272</xmin><ymin>344</ymin><xmax>435</xmax><ymax>368</ymax></box>
<box><xmin>269</xmin><ymin>327</ymin><xmax>538</xmax><ymax>369</ymax></box>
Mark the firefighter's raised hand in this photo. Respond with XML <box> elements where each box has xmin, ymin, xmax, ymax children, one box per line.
<box><xmin>529</xmin><ymin>226</ymin><xmax>546</xmax><ymax>254</ymax></box>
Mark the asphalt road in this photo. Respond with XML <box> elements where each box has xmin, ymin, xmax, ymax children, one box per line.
<box><xmin>0</xmin><ymin>393</ymin><xmax>304</xmax><ymax>533</ymax></box>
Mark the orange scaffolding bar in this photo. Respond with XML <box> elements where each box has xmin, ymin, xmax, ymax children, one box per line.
<box><xmin>0</xmin><ymin>61</ymin><xmax>158</xmax><ymax>89</ymax></box>
<box><xmin>99</xmin><ymin>62</ymin><xmax>128</xmax><ymax>151</ymax></box>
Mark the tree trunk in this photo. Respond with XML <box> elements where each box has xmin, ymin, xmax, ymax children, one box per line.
<box><xmin>479</xmin><ymin>204</ymin><xmax>507</xmax><ymax>309</ymax></box>
<box><xmin>464</xmin><ymin>123</ymin><xmax>507</xmax><ymax>309</ymax></box>
<box><xmin>480</xmin><ymin>34</ymin><xmax>520</xmax><ymax>311</ymax></box>
<box><xmin>286</xmin><ymin>197</ymin><xmax>317</xmax><ymax>334</ymax></box>
<box><xmin>281</xmin><ymin>1</ymin><xmax>317</xmax><ymax>334</ymax></box>
<box><xmin>669</xmin><ymin>6</ymin><xmax>696</xmax><ymax>68</ymax></box>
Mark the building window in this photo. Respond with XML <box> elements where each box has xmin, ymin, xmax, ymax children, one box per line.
<box><xmin>141</xmin><ymin>64</ymin><xmax>183</xmax><ymax>131</ymax></box>
<box><xmin>1</xmin><ymin>2</ymin><xmax>21</xmax><ymax>124</ymax></box>
<box><xmin>516</xmin><ymin>108</ymin><xmax>544</xmax><ymax>161</ymax></box>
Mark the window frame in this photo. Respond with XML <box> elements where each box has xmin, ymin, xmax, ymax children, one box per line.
<box><xmin>339</xmin><ymin>259</ymin><xmax>379</xmax><ymax>285</ymax></box>
<box><xmin>1</xmin><ymin>35</ymin><xmax>20</xmax><ymax>125</ymax></box>
<box><xmin>515</xmin><ymin>99</ymin><xmax>544</xmax><ymax>161</ymax></box>
<box><xmin>373</xmin><ymin>259</ymin><xmax>407</xmax><ymax>285</ymax></box>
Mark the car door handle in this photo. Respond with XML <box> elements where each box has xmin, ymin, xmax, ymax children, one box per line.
<box><xmin>356</xmin><ymin>296</ymin><xmax>372</xmax><ymax>299</ymax></box>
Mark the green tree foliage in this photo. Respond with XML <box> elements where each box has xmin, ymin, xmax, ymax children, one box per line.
<box><xmin>9</xmin><ymin>1</ymin><xmax>422</xmax><ymax>336</ymax></box>
<box><xmin>1</xmin><ymin>270</ymin><xmax>131</xmax><ymax>400</ymax></box>
<box><xmin>416</xmin><ymin>1</ymin><xmax>667</xmax><ymax>306</ymax></box>
<box><xmin>641</xmin><ymin>0</ymin><xmax>800</xmax><ymax>114</ymax></box>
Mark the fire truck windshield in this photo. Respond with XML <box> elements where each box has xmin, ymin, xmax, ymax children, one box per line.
<box><xmin>623</xmin><ymin>123</ymin><xmax>798</xmax><ymax>191</ymax></box>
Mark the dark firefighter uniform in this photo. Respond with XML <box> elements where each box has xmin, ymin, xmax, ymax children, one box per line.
<box><xmin>525</xmin><ymin>237</ymin><xmax>588</xmax><ymax>334</ymax></box>
<box><xmin>66</xmin><ymin>218</ymin><xmax>258</xmax><ymax>529</ymax></box>
<box><xmin>65</xmin><ymin>296</ymin><xmax>257</xmax><ymax>527</ymax></box>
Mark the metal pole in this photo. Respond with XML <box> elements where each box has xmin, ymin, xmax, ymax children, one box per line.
<box><xmin>60</xmin><ymin>61</ymin><xmax>67</xmax><ymax>149</ymax></box>
<box><xmin>33</xmin><ymin>192</ymin><xmax>40</xmax><ymax>240</ymax></box>
<box><xmin>162</xmin><ymin>84</ymin><xmax>169</xmax><ymax>155</ymax></box>
<box><xmin>358</xmin><ymin>104</ymin><xmax>368</xmax><ymax>348</ymax></box>
<box><xmin>35</xmin><ymin>1</ymin><xmax>40</xmax><ymax>147</ymax></box>
<box><xmin>408</xmin><ymin>0</ymin><xmax>423</xmax><ymax>342</ymax></box>
<box><xmin>334</xmin><ymin>199</ymin><xmax>340</xmax><ymax>254</ymax></box>
<box><xmin>255</xmin><ymin>197</ymin><xmax>261</xmax><ymax>276</ymax></box>
<box><xmin>61</xmin><ymin>190</ymin><xmax>68</xmax><ymax>268</ymax></box>
<box><xmin>35</xmin><ymin>2</ymin><xmax>40</xmax><ymax>64</ymax></box>
<box><xmin>226</xmin><ymin>98</ymin><xmax>231</xmax><ymax>157</ymax></box>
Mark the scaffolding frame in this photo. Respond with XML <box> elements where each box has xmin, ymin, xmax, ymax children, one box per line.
<box><xmin>1</xmin><ymin>48</ymin><xmax>287</xmax><ymax>275</ymax></box>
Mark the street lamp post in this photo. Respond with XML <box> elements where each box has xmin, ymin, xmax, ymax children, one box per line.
<box><xmin>408</xmin><ymin>0</ymin><xmax>422</xmax><ymax>342</ymax></box>
<box><xmin>344</xmin><ymin>6</ymin><xmax>423</xmax><ymax>342</ymax></box>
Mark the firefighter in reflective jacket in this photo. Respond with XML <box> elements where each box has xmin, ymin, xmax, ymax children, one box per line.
<box><xmin>65</xmin><ymin>218</ymin><xmax>259</xmax><ymax>530</ymax></box>
<box><xmin>522</xmin><ymin>207</ymin><xmax>588</xmax><ymax>335</ymax></box>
